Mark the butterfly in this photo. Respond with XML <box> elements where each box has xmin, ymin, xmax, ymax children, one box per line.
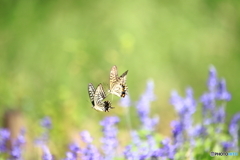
<box><xmin>108</xmin><ymin>65</ymin><xmax>128</xmax><ymax>98</ymax></box>
<box><xmin>88</xmin><ymin>83</ymin><xmax>113</xmax><ymax>112</ymax></box>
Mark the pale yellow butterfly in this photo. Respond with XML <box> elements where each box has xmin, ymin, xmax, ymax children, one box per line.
<box><xmin>108</xmin><ymin>65</ymin><xmax>128</xmax><ymax>98</ymax></box>
<box><xmin>88</xmin><ymin>83</ymin><xmax>113</xmax><ymax>112</ymax></box>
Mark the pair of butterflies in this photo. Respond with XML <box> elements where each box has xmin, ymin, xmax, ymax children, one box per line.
<box><xmin>88</xmin><ymin>66</ymin><xmax>128</xmax><ymax>112</ymax></box>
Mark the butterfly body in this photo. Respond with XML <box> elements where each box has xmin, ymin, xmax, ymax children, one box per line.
<box><xmin>88</xmin><ymin>83</ymin><xmax>113</xmax><ymax>112</ymax></box>
<box><xmin>109</xmin><ymin>65</ymin><xmax>128</xmax><ymax>98</ymax></box>
<box><xmin>120</xmin><ymin>84</ymin><xmax>128</xmax><ymax>98</ymax></box>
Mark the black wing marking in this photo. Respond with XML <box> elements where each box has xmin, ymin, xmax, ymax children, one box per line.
<box><xmin>88</xmin><ymin>83</ymin><xmax>96</xmax><ymax>106</ymax></box>
<box><xmin>119</xmin><ymin>70</ymin><xmax>128</xmax><ymax>84</ymax></box>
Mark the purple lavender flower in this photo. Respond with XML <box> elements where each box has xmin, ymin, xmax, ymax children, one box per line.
<box><xmin>229</xmin><ymin>112</ymin><xmax>240</xmax><ymax>151</ymax></box>
<box><xmin>170</xmin><ymin>91</ymin><xmax>184</xmax><ymax>114</ymax></box>
<box><xmin>136</xmin><ymin>80</ymin><xmax>159</xmax><ymax>131</ymax></box>
<box><xmin>188</xmin><ymin>124</ymin><xmax>207</xmax><ymax>149</ymax></box>
<box><xmin>170</xmin><ymin>88</ymin><xmax>196</xmax><ymax>138</ymax></box>
<box><xmin>100</xmin><ymin>116</ymin><xmax>119</xmax><ymax>160</ymax></box>
<box><xmin>207</xmin><ymin>65</ymin><xmax>218</xmax><ymax>91</ymax></box>
<box><xmin>123</xmin><ymin>131</ymin><xmax>145</xmax><ymax>159</ymax></box>
<box><xmin>144</xmin><ymin>80</ymin><xmax>156</xmax><ymax>101</ymax></box>
<box><xmin>131</xmin><ymin>132</ymin><xmax>149</xmax><ymax>159</ymax></box>
<box><xmin>80</xmin><ymin>131</ymin><xmax>93</xmax><ymax>144</ymax></box>
<box><xmin>216</xmin><ymin>79</ymin><xmax>231</xmax><ymax>101</ymax></box>
<box><xmin>200</xmin><ymin>92</ymin><xmax>216</xmax><ymax>111</ymax></box>
<box><xmin>171</xmin><ymin>120</ymin><xmax>184</xmax><ymax>146</ymax></box>
<box><xmin>35</xmin><ymin>117</ymin><xmax>53</xmax><ymax>160</ymax></box>
<box><xmin>191</xmin><ymin>124</ymin><xmax>207</xmax><ymax>137</ymax></box>
<box><xmin>42</xmin><ymin>145</ymin><xmax>53</xmax><ymax>160</ymax></box>
<box><xmin>200</xmin><ymin>66</ymin><xmax>218</xmax><ymax>122</ymax></box>
<box><xmin>36</xmin><ymin>117</ymin><xmax>52</xmax><ymax>144</ymax></box>
<box><xmin>0</xmin><ymin>128</ymin><xmax>10</xmax><ymax>153</ymax></box>
<box><xmin>80</xmin><ymin>131</ymin><xmax>102</xmax><ymax>160</ymax></box>
<box><xmin>136</xmin><ymin>95</ymin><xmax>151</xmax><ymax>119</ymax></box>
<box><xmin>171</xmin><ymin>88</ymin><xmax>196</xmax><ymax>118</ymax></box>
<box><xmin>35</xmin><ymin>133</ymin><xmax>49</xmax><ymax>146</ymax></box>
<box><xmin>146</xmin><ymin>135</ymin><xmax>158</xmax><ymax>157</ymax></box>
<box><xmin>123</xmin><ymin>145</ymin><xmax>133</xmax><ymax>159</ymax></box>
<box><xmin>130</xmin><ymin>131</ymin><xmax>141</xmax><ymax>145</ymax></box>
<box><xmin>185</xmin><ymin>88</ymin><xmax>196</xmax><ymax>114</ymax></box>
<box><xmin>100</xmin><ymin>116</ymin><xmax>119</xmax><ymax>126</ymax></box>
<box><xmin>63</xmin><ymin>143</ymin><xmax>80</xmax><ymax>160</ymax></box>
<box><xmin>201</xmin><ymin>95</ymin><xmax>225</xmax><ymax>126</ymax></box>
<box><xmin>124</xmin><ymin>144</ymin><xmax>146</xmax><ymax>159</ymax></box>
<box><xmin>10</xmin><ymin>129</ymin><xmax>26</xmax><ymax>160</ymax></box>
<box><xmin>64</xmin><ymin>152</ymin><xmax>75</xmax><ymax>160</ymax></box>
<box><xmin>124</xmin><ymin>131</ymin><xmax>159</xmax><ymax>159</ymax></box>
<box><xmin>138</xmin><ymin>145</ymin><xmax>149</xmax><ymax>160</ymax></box>
<box><xmin>41</xmin><ymin>116</ymin><xmax>52</xmax><ymax>130</ymax></box>
<box><xmin>11</xmin><ymin>147</ymin><xmax>22</xmax><ymax>160</ymax></box>
<box><xmin>213</xmin><ymin>106</ymin><xmax>225</xmax><ymax>124</ymax></box>
<box><xmin>141</xmin><ymin>116</ymin><xmax>159</xmax><ymax>132</ymax></box>
<box><xmin>119</xmin><ymin>94</ymin><xmax>131</xmax><ymax>107</ymax></box>
<box><xmin>170</xmin><ymin>88</ymin><xmax>198</xmax><ymax>153</ymax></box>
<box><xmin>81</xmin><ymin>144</ymin><xmax>102</xmax><ymax>160</ymax></box>
<box><xmin>229</xmin><ymin>113</ymin><xmax>240</xmax><ymax>137</ymax></box>
<box><xmin>221</xmin><ymin>141</ymin><xmax>235</xmax><ymax>152</ymax></box>
<box><xmin>136</xmin><ymin>80</ymin><xmax>156</xmax><ymax>116</ymax></box>
<box><xmin>38</xmin><ymin>117</ymin><xmax>52</xmax><ymax>144</ymax></box>
<box><xmin>69</xmin><ymin>143</ymin><xmax>80</xmax><ymax>153</ymax></box>
<box><xmin>152</xmin><ymin>139</ymin><xmax>176</xmax><ymax>159</ymax></box>
<box><xmin>200</xmin><ymin>92</ymin><xmax>217</xmax><ymax>126</ymax></box>
<box><xmin>200</xmin><ymin>66</ymin><xmax>231</xmax><ymax>127</ymax></box>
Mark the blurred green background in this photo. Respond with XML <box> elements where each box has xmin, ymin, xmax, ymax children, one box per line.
<box><xmin>0</xmin><ymin>0</ymin><xmax>240</xmax><ymax>158</ymax></box>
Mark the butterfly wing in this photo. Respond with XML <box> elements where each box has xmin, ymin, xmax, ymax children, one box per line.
<box><xmin>111</xmin><ymin>84</ymin><xmax>122</xmax><ymax>97</ymax></box>
<box><xmin>88</xmin><ymin>83</ymin><xmax>96</xmax><ymax>106</ymax></box>
<box><xmin>98</xmin><ymin>84</ymin><xmax>107</xmax><ymax>100</ymax></box>
<box><xmin>109</xmin><ymin>65</ymin><xmax>118</xmax><ymax>90</ymax></box>
<box><xmin>119</xmin><ymin>70</ymin><xmax>128</xmax><ymax>84</ymax></box>
<box><xmin>94</xmin><ymin>84</ymin><xmax>106</xmax><ymax>108</ymax></box>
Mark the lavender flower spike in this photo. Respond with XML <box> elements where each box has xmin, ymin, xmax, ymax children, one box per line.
<box><xmin>229</xmin><ymin>113</ymin><xmax>240</xmax><ymax>144</ymax></box>
<box><xmin>63</xmin><ymin>143</ymin><xmax>80</xmax><ymax>160</ymax></box>
<box><xmin>64</xmin><ymin>152</ymin><xmax>75</xmax><ymax>160</ymax></box>
<box><xmin>80</xmin><ymin>131</ymin><xmax>93</xmax><ymax>144</ymax></box>
<box><xmin>170</xmin><ymin>90</ymin><xmax>184</xmax><ymax>114</ymax></box>
<box><xmin>213</xmin><ymin>106</ymin><xmax>225</xmax><ymax>124</ymax></box>
<box><xmin>119</xmin><ymin>94</ymin><xmax>131</xmax><ymax>107</ymax></box>
<box><xmin>136</xmin><ymin>80</ymin><xmax>159</xmax><ymax>131</ymax></box>
<box><xmin>100</xmin><ymin>116</ymin><xmax>119</xmax><ymax>160</ymax></box>
<box><xmin>191</xmin><ymin>124</ymin><xmax>207</xmax><ymax>137</ymax></box>
<box><xmin>10</xmin><ymin>129</ymin><xmax>26</xmax><ymax>160</ymax></box>
<box><xmin>152</xmin><ymin>138</ymin><xmax>176</xmax><ymax>159</ymax></box>
<box><xmin>216</xmin><ymin>79</ymin><xmax>231</xmax><ymax>101</ymax></box>
<box><xmin>42</xmin><ymin>145</ymin><xmax>53</xmax><ymax>160</ymax></box>
<box><xmin>0</xmin><ymin>128</ymin><xmax>10</xmax><ymax>153</ymax></box>
<box><xmin>171</xmin><ymin>120</ymin><xmax>184</xmax><ymax>149</ymax></box>
<box><xmin>80</xmin><ymin>131</ymin><xmax>102</xmax><ymax>160</ymax></box>
<box><xmin>144</xmin><ymin>79</ymin><xmax>156</xmax><ymax>101</ymax></box>
<box><xmin>185</xmin><ymin>87</ymin><xmax>196</xmax><ymax>114</ymax></box>
<box><xmin>125</xmin><ymin>132</ymin><xmax>158</xmax><ymax>159</ymax></box>
<box><xmin>221</xmin><ymin>141</ymin><xmax>235</xmax><ymax>152</ymax></box>
<box><xmin>207</xmin><ymin>65</ymin><xmax>218</xmax><ymax>91</ymax></box>
<box><xmin>41</xmin><ymin>116</ymin><xmax>52</xmax><ymax>129</ymax></box>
